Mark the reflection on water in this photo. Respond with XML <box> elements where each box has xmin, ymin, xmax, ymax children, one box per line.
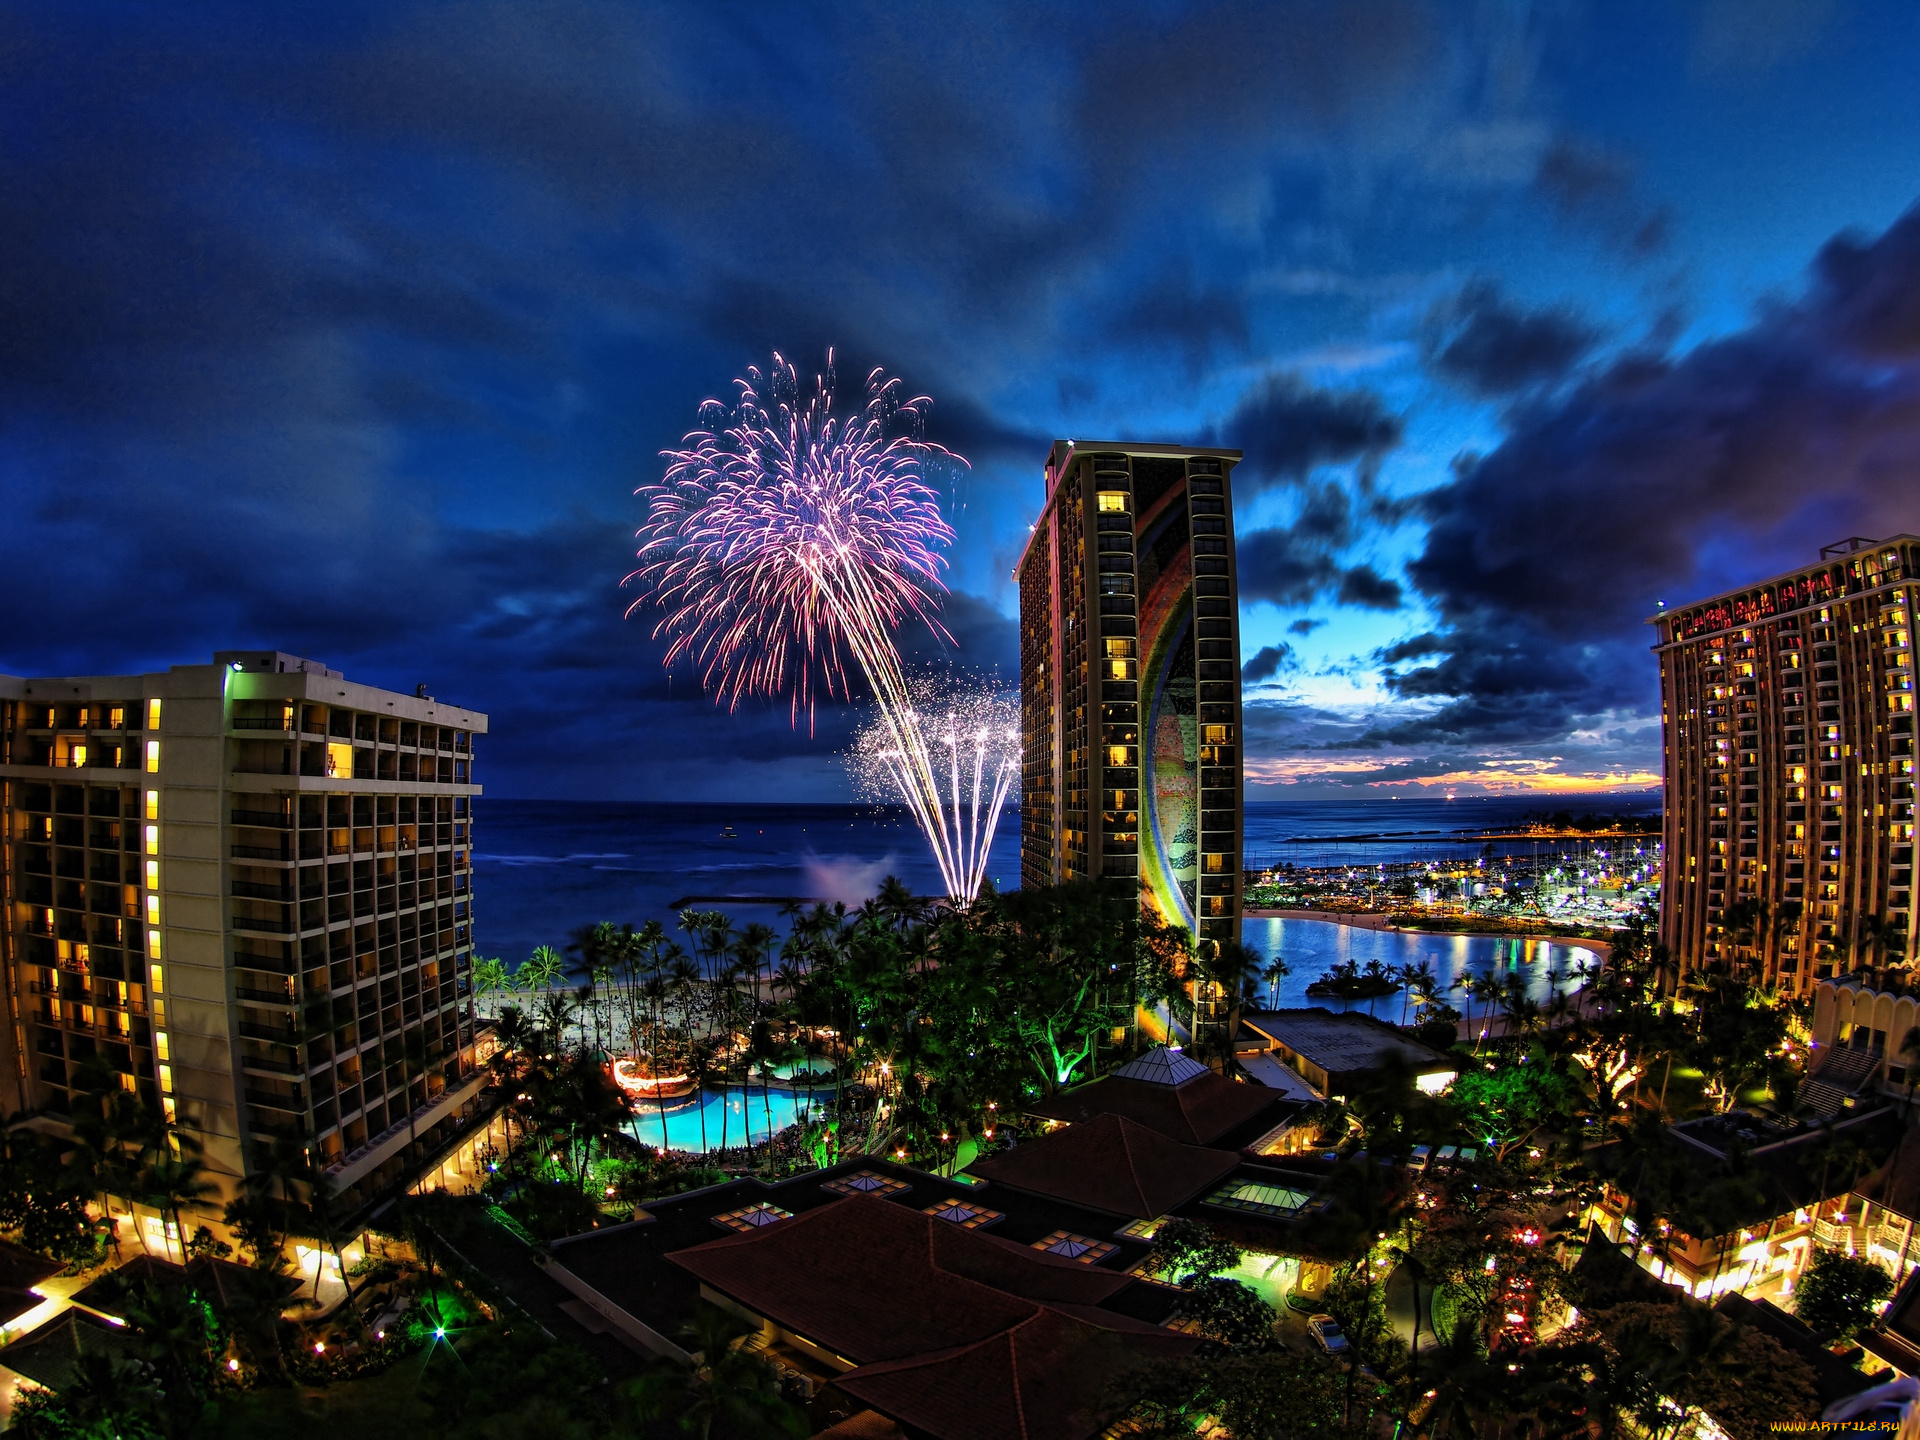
<box><xmin>626</xmin><ymin>1085</ymin><xmax>824</xmax><ymax>1152</ymax></box>
<box><xmin>1239</xmin><ymin>917</ymin><xmax>1598</xmax><ymax>1019</ymax></box>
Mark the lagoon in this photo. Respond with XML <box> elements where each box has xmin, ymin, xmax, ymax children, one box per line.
<box><xmin>1239</xmin><ymin>917</ymin><xmax>1598</xmax><ymax>1020</ymax></box>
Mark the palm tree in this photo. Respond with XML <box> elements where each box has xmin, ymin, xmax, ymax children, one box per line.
<box><xmin>625</xmin><ymin>1300</ymin><xmax>807</xmax><ymax>1439</ymax></box>
<box><xmin>520</xmin><ymin>943</ymin><xmax>565</xmax><ymax>997</ymax></box>
<box><xmin>1901</xmin><ymin>1027</ymin><xmax>1920</xmax><ymax>1119</ymax></box>
<box><xmin>305</xmin><ymin>1171</ymin><xmax>368</xmax><ymax>1314</ymax></box>
<box><xmin>400</xmin><ymin>1030</ymin><xmax>446</xmax><ymax>1179</ymax></box>
<box><xmin>120</xmin><ymin>1275</ymin><xmax>217</xmax><ymax>1432</ymax></box>
<box><xmin>471</xmin><ymin>955</ymin><xmax>511</xmax><ymax>1007</ymax></box>
<box><xmin>141</xmin><ymin>1151</ymin><xmax>216</xmax><ymax>1264</ymax></box>
<box><xmin>1260</xmin><ymin>953</ymin><xmax>1290</xmax><ymax>1010</ymax></box>
<box><xmin>245</xmin><ymin>1133</ymin><xmax>312</xmax><ymax>1260</ymax></box>
<box><xmin>44</xmin><ymin>1350</ymin><xmax>162</xmax><ymax>1436</ymax></box>
<box><xmin>1193</xmin><ymin>938</ymin><xmax>1263</xmax><ymax>1069</ymax></box>
<box><xmin>1859</xmin><ymin>912</ymin><xmax>1904</xmax><ymax>979</ymax></box>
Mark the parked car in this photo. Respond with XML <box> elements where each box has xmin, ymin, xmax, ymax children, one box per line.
<box><xmin>1307</xmin><ymin>1314</ymin><xmax>1348</xmax><ymax>1355</ymax></box>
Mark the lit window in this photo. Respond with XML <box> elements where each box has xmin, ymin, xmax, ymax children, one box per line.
<box><xmin>712</xmin><ymin>1203</ymin><xmax>792</xmax><ymax>1233</ymax></box>
<box><xmin>150</xmin><ymin>965</ymin><xmax>164</xmax><ymax>994</ymax></box>
<box><xmin>155</xmin><ymin>1031</ymin><xmax>170</xmax><ymax>1061</ymax></box>
<box><xmin>108</xmin><ymin>706</ymin><xmax>125</xmax><ymax>729</ymax></box>
<box><xmin>146</xmin><ymin>699</ymin><xmax>162</xmax><ymax>730</ymax></box>
<box><xmin>1097</xmin><ymin>491</ymin><xmax>1128</xmax><ymax>513</ymax></box>
<box><xmin>1105</xmin><ymin>638</ymin><xmax>1134</xmax><ymax>658</ymax></box>
<box><xmin>145</xmin><ymin>860</ymin><xmax>159</xmax><ymax>890</ymax></box>
<box><xmin>924</xmin><ymin>1200</ymin><xmax>1004</xmax><ymax>1229</ymax></box>
<box><xmin>145</xmin><ymin>894</ymin><xmax>160</xmax><ymax>924</ymax></box>
<box><xmin>147</xmin><ymin>930</ymin><xmax>162</xmax><ymax>960</ymax></box>
<box><xmin>1203</xmin><ymin>724</ymin><xmax>1230</xmax><ymax>744</ymax></box>
<box><xmin>327</xmin><ymin>742</ymin><xmax>353</xmax><ymax>778</ymax></box>
<box><xmin>145</xmin><ymin>825</ymin><xmax>159</xmax><ymax>855</ymax></box>
<box><xmin>162</xmin><ymin>1098</ymin><xmax>176</xmax><ymax>1123</ymax></box>
<box><xmin>145</xmin><ymin>740</ymin><xmax>160</xmax><ymax>773</ymax></box>
<box><xmin>1108</xmin><ymin>746</ymin><xmax>1130</xmax><ymax>766</ymax></box>
<box><xmin>1205</xmin><ymin>1179</ymin><xmax>1315</xmax><ymax>1217</ymax></box>
<box><xmin>157</xmin><ymin>1064</ymin><xmax>172</xmax><ymax>1092</ymax></box>
<box><xmin>1203</xmin><ymin>853</ymin><xmax>1226</xmax><ymax>874</ymax></box>
<box><xmin>145</xmin><ymin>790</ymin><xmax>159</xmax><ymax>821</ymax></box>
<box><xmin>822</xmin><ymin>1170</ymin><xmax>911</xmax><ymax>1198</ymax></box>
<box><xmin>70</xmin><ymin>743</ymin><xmax>88</xmax><ymax>768</ymax></box>
<box><xmin>1032</xmin><ymin>1230</ymin><xmax>1116</xmax><ymax>1264</ymax></box>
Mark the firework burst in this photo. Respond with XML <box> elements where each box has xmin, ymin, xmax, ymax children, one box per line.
<box><xmin>849</xmin><ymin>682</ymin><xmax>1019</xmax><ymax>906</ymax></box>
<box><xmin>631</xmin><ymin>351</ymin><xmax>1005</xmax><ymax>902</ymax></box>
<box><xmin>627</xmin><ymin>351</ymin><xmax>958</xmax><ymax>722</ymax></box>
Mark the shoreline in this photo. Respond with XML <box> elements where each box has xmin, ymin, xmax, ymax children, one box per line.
<box><xmin>1243</xmin><ymin>907</ymin><xmax>1610</xmax><ymax>956</ymax></box>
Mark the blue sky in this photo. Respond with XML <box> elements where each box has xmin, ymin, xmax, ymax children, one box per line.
<box><xmin>3</xmin><ymin>1</ymin><xmax>1919</xmax><ymax>801</ymax></box>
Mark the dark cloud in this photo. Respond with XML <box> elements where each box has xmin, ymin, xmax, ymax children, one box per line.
<box><xmin>1219</xmin><ymin>373</ymin><xmax>1403</xmax><ymax>493</ymax></box>
<box><xmin>1336</xmin><ymin>565</ymin><xmax>1403</xmax><ymax>609</ymax></box>
<box><xmin>1287</xmin><ymin>618</ymin><xmax>1326</xmax><ymax>635</ymax></box>
<box><xmin>1236</xmin><ymin>481</ymin><xmax>1403</xmax><ymax>613</ymax></box>
<box><xmin>1107</xmin><ymin>266</ymin><xmax>1251</xmax><ymax>366</ymax></box>
<box><xmin>1241</xmin><ymin>644</ymin><xmax>1294</xmax><ymax>684</ymax></box>
<box><xmin>1378</xmin><ymin>197</ymin><xmax>1920</xmax><ymax>749</ymax></box>
<box><xmin>1424</xmin><ymin>280</ymin><xmax>1599</xmax><ymax>396</ymax></box>
<box><xmin>1534</xmin><ymin>136</ymin><xmax>1671</xmax><ymax>257</ymax></box>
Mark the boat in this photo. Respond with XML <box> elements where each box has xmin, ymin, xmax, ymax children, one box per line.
<box><xmin>719</xmin><ymin>824</ymin><xmax>738</xmax><ymax>840</ymax></box>
<box><xmin>611</xmin><ymin>1055</ymin><xmax>698</xmax><ymax>1101</ymax></box>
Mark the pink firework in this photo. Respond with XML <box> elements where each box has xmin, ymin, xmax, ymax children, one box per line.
<box><xmin>627</xmin><ymin>352</ymin><xmax>961</xmax><ymax>725</ymax></box>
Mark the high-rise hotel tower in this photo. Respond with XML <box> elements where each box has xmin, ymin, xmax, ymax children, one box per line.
<box><xmin>1655</xmin><ymin>537</ymin><xmax>1917</xmax><ymax>991</ymax></box>
<box><xmin>1015</xmin><ymin>442</ymin><xmax>1245</xmax><ymax>949</ymax></box>
<box><xmin>0</xmin><ymin>652</ymin><xmax>488</xmax><ymax>1228</ymax></box>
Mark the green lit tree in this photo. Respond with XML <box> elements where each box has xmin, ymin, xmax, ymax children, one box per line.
<box><xmin>1794</xmin><ymin>1248</ymin><xmax>1894</xmax><ymax>1341</ymax></box>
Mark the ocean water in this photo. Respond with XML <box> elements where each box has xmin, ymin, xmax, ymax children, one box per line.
<box><xmin>470</xmin><ymin>800</ymin><xmax>1020</xmax><ymax>966</ymax></box>
<box><xmin>470</xmin><ymin>794</ymin><xmax>1658</xmax><ymax>968</ymax></box>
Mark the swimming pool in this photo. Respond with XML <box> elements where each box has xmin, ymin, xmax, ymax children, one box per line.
<box><xmin>626</xmin><ymin>1085</ymin><xmax>821</xmax><ymax>1152</ymax></box>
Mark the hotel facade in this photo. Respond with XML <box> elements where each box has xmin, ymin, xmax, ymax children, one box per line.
<box><xmin>1653</xmin><ymin>537</ymin><xmax>1917</xmax><ymax>990</ymax></box>
<box><xmin>0</xmin><ymin>651</ymin><xmax>488</xmax><ymax>1227</ymax></box>
<box><xmin>1014</xmin><ymin>442</ymin><xmax>1245</xmax><ymax>951</ymax></box>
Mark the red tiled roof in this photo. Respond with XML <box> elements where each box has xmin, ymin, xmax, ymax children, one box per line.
<box><xmin>668</xmin><ymin>1194</ymin><xmax>1129</xmax><ymax>1365</ymax></box>
<box><xmin>71</xmin><ymin>1252</ymin><xmax>302</xmax><ymax>1321</ymax></box>
<box><xmin>837</xmin><ymin>1305</ymin><xmax>1194</xmax><ymax>1440</ymax></box>
<box><xmin>668</xmin><ymin>1195</ymin><xmax>1197</xmax><ymax>1439</ymax></box>
<box><xmin>1026</xmin><ymin>1068</ymin><xmax>1283</xmax><ymax>1146</ymax></box>
<box><xmin>967</xmin><ymin>1113</ymin><xmax>1240</xmax><ymax>1219</ymax></box>
<box><xmin>814</xmin><ymin>1411</ymin><xmax>906</xmax><ymax>1439</ymax></box>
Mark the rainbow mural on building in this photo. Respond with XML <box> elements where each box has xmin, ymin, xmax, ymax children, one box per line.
<box><xmin>1136</xmin><ymin>474</ymin><xmax>1197</xmax><ymax>934</ymax></box>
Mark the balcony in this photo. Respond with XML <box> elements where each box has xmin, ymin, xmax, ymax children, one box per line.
<box><xmin>233</xmin><ymin>951</ymin><xmax>298</xmax><ymax>976</ymax></box>
<box><xmin>232</xmin><ymin>915</ymin><xmax>298</xmax><ymax>938</ymax></box>
<box><xmin>231</xmin><ymin>809</ymin><xmax>291</xmax><ymax>829</ymax></box>
<box><xmin>239</xmin><ymin>1053</ymin><xmax>302</xmax><ymax>1076</ymax></box>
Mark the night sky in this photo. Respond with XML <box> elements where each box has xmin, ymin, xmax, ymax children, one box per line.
<box><xmin>5</xmin><ymin>3</ymin><xmax>1920</xmax><ymax>802</ymax></box>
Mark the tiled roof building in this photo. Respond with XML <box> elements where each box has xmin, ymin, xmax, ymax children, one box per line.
<box><xmin>1027</xmin><ymin>1043</ymin><xmax>1292</xmax><ymax>1147</ymax></box>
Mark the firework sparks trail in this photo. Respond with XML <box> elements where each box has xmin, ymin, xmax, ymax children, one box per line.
<box><xmin>850</xmin><ymin>686</ymin><xmax>1020</xmax><ymax>905</ymax></box>
<box><xmin>629</xmin><ymin>352</ymin><xmax>1006</xmax><ymax>901</ymax></box>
